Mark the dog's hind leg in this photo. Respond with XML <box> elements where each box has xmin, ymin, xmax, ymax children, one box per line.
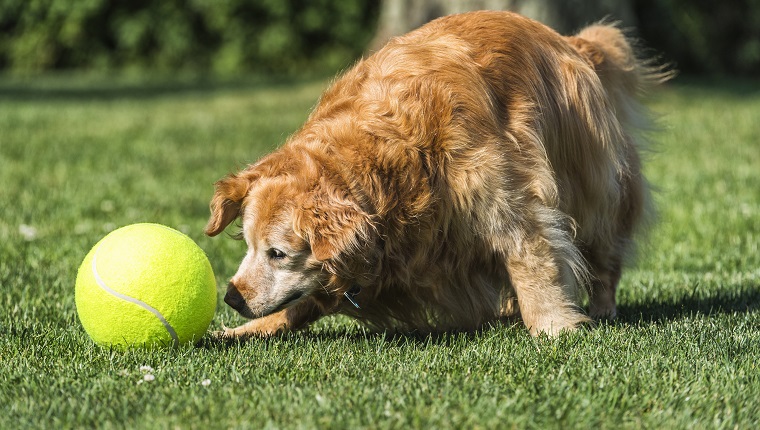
<box><xmin>585</xmin><ymin>161</ymin><xmax>649</xmax><ymax>320</ymax></box>
<box><xmin>587</xmin><ymin>252</ymin><xmax>623</xmax><ymax>319</ymax></box>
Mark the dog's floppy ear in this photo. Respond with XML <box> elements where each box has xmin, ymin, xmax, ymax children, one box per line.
<box><xmin>205</xmin><ymin>171</ymin><xmax>256</xmax><ymax>237</ymax></box>
<box><xmin>295</xmin><ymin>177</ymin><xmax>375</xmax><ymax>262</ymax></box>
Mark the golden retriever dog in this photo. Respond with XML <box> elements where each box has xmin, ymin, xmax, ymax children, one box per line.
<box><xmin>206</xmin><ymin>11</ymin><xmax>669</xmax><ymax>337</ymax></box>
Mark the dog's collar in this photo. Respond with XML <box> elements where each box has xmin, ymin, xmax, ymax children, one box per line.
<box><xmin>343</xmin><ymin>285</ymin><xmax>361</xmax><ymax>309</ymax></box>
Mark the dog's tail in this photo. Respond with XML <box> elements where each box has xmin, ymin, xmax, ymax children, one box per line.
<box><xmin>566</xmin><ymin>23</ymin><xmax>674</xmax><ymax>98</ymax></box>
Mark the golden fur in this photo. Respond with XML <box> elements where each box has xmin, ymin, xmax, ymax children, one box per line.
<box><xmin>206</xmin><ymin>11</ymin><xmax>669</xmax><ymax>337</ymax></box>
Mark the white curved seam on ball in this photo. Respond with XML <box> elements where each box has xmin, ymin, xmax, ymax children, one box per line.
<box><xmin>91</xmin><ymin>250</ymin><xmax>180</xmax><ymax>347</ymax></box>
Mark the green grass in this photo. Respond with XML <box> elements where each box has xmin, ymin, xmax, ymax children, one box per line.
<box><xmin>1</xmin><ymin>74</ymin><xmax>758</xmax><ymax>429</ymax></box>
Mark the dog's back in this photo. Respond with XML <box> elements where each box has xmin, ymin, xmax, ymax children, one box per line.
<box><xmin>395</xmin><ymin>11</ymin><xmax>659</xmax><ymax>243</ymax></box>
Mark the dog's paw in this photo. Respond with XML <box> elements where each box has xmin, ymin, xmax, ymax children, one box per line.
<box><xmin>528</xmin><ymin>311</ymin><xmax>592</xmax><ymax>337</ymax></box>
<box><xmin>589</xmin><ymin>304</ymin><xmax>618</xmax><ymax>321</ymax></box>
<box><xmin>213</xmin><ymin>318</ymin><xmax>290</xmax><ymax>341</ymax></box>
<box><xmin>211</xmin><ymin>329</ymin><xmax>233</xmax><ymax>340</ymax></box>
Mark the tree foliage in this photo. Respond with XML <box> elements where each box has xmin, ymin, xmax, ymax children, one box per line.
<box><xmin>0</xmin><ymin>0</ymin><xmax>380</xmax><ymax>75</ymax></box>
<box><xmin>634</xmin><ymin>0</ymin><xmax>760</xmax><ymax>76</ymax></box>
<box><xmin>0</xmin><ymin>0</ymin><xmax>758</xmax><ymax>76</ymax></box>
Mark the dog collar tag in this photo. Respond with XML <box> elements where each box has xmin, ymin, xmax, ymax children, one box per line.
<box><xmin>344</xmin><ymin>285</ymin><xmax>361</xmax><ymax>309</ymax></box>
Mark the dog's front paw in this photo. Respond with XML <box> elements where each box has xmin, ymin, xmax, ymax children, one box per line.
<box><xmin>527</xmin><ymin>311</ymin><xmax>593</xmax><ymax>337</ymax></box>
<box><xmin>211</xmin><ymin>328</ymin><xmax>236</xmax><ymax>340</ymax></box>
<box><xmin>214</xmin><ymin>317</ymin><xmax>290</xmax><ymax>341</ymax></box>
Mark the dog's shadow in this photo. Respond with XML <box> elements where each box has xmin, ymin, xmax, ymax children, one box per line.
<box><xmin>199</xmin><ymin>284</ymin><xmax>760</xmax><ymax>349</ymax></box>
<box><xmin>198</xmin><ymin>318</ymin><xmax>525</xmax><ymax>349</ymax></box>
<box><xmin>614</xmin><ymin>284</ymin><xmax>760</xmax><ymax>325</ymax></box>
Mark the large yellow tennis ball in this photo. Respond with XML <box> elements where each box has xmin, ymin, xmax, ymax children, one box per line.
<box><xmin>75</xmin><ymin>223</ymin><xmax>217</xmax><ymax>348</ymax></box>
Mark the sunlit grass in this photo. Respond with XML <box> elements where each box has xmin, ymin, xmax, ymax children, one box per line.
<box><xmin>1</xmin><ymin>76</ymin><xmax>758</xmax><ymax>429</ymax></box>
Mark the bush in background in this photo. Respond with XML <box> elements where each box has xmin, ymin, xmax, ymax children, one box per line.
<box><xmin>0</xmin><ymin>0</ymin><xmax>380</xmax><ymax>75</ymax></box>
<box><xmin>634</xmin><ymin>0</ymin><xmax>760</xmax><ymax>76</ymax></box>
<box><xmin>0</xmin><ymin>0</ymin><xmax>758</xmax><ymax>76</ymax></box>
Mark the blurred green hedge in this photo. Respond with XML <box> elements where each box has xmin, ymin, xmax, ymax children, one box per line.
<box><xmin>0</xmin><ymin>0</ymin><xmax>379</xmax><ymax>75</ymax></box>
<box><xmin>634</xmin><ymin>0</ymin><xmax>760</xmax><ymax>76</ymax></box>
<box><xmin>1</xmin><ymin>0</ymin><xmax>758</xmax><ymax>76</ymax></box>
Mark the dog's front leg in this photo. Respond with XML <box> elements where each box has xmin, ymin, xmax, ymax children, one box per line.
<box><xmin>504</xmin><ymin>218</ymin><xmax>591</xmax><ymax>336</ymax></box>
<box><xmin>217</xmin><ymin>297</ymin><xmax>324</xmax><ymax>340</ymax></box>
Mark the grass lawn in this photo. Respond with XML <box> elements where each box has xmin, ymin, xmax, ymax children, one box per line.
<box><xmin>1</xmin><ymin>74</ymin><xmax>758</xmax><ymax>429</ymax></box>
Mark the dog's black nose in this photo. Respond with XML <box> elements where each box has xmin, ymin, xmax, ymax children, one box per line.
<box><xmin>224</xmin><ymin>284</ymin><xmax>245</xmax><ymax>311</ymax></box>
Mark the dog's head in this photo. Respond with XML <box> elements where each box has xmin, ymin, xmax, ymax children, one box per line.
<box><xmin>205</xmin><ymin>152</ymin><xmax>377</xmax><ymax>319</ymax></box>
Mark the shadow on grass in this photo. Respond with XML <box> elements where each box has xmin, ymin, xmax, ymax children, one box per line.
<box><xmin>616</xmin><ymin>284</ymin><xmax>760</xmax><ymax>324</ymax></box>
<box><xmin>198</xmin><ymin>284</ymin><xmax>760</xmax><ymax>349</ymax></box>
<box><xmin>197</xmin><ymin>313</ymin><xmax>570</xmax><ymax>350</ymax></box>
<box><xmin>0</xmin><ymin>73</ymin><xmax>328</xmax><ymax>102</ymax></box>
<box><xmin>196</xmin><ymin>326</ymin><xmax>486</xmax><ymax>350</ymax></box>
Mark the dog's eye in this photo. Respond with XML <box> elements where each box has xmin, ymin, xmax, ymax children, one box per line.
<box><xmin>267</xmin><ymin>248</ymin><xmax>287</xmax><ymax>260</ymax></box>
